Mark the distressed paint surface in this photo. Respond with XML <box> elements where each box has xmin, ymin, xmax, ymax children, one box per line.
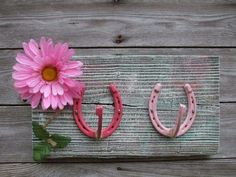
<box><xmin>32</xmin><ymin>55</ymin><xmax>220</xmax><ymax>159</ymax></box>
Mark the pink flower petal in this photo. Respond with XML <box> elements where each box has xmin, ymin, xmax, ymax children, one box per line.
<box><xmin>29</xmin><ymin>39</ymin><xmax>40</xmax><ymax>56</ymax></box>
<box><xmin>62</xmin><ymin>49</ymin><xmax>75</xmax><ymax>61</ymax></box>
<box><xmin>21</xmin><ymin>92</ymin><xmax>33</xmax><ymax>100</ymax></box>
<box><xmin>62</xmin><ymin>61</ymin><xmax>83</xmax><ymax>70</ymax></box>
<box><xmin>31</xmin><ymin>93</ymin><xmax>41</xmax><ymax>108</ymax></box>
<box><xmin>46</xmin><ymin>39</ymin><xmax>54</xmax><ymax>57</ymax></box>
<box><xmin>63</xmin><ymin>85</ymin><xmax>69</xmax><ymax>92</ymax></box>
<box><xmin>14</xmin><ymin>81</ymin><xmax>27</xmax><ymax>88</ymax></box>
<box><xmin>16</xmin><ymin>53</ymin><xmax>34</xmax><ymax>65</ymax></box>
<box><xmin>15</xmin><ymin>53</ymin><xmax>41</xmax><ymax>71</ymax></box>
<box><xmin>12</xmin><ymin>72</ymin><xmax>32</xmax><ymax>80</ymax></box>
<box><xmin>60</xmin><ymin>94</ymin><xmax>67</xmax><ymax>105</ymax></box>
<box><xmin>51</xmin><ymin>83</ymin><xmax>57</xmax><ymax>96</ymax></box>
<box><xmin>52</xmin><ymin>83</ymin><xmax>64</xmax><ymax>96</ymax></box>
<box><xmin>51</xmin><ymin>95</ymin><xmax>58</xmax><ymax>110</ymax></box>
<box><xmin>70</xmin><ymin>81</ymin><xmax>85</xmax><ymax>98</ymax></box>
<box><xmin>26</xmin><ymin>76</ymin><xmax>41</xmax><ymax>87</ymax></box>
<box><xmin>77</xmin><ymin>61</ymin><xmax>83</xmax><ymax>67</ymax></box>
<box><xmin>62</xmin><ymin>69</ymin><xmax>82</xmax><ymax>77</ymax></box>
<box><xmin>39</xmin><ymin>84</ymin><xmax>46</xmax><ymax>93</ymax></box>
<box><xmin>57</xmin><ymin>98</ymin><xmax>64</xmax><ymax>109</ymax></box>
<box><xmin>39</xmin><ymin>37</ymin><xmax>53</xmax><ymax>57</ymax></box>
<box><xmin>63</xmin><ymin>78</ymin><xmax>76</xmax><ymax>87</ymax></box>
<box><xmin>64</xmin><ymin>92</ymin><xmax>73</xmax><ymax>105</ymax></box>
<box><xmin>56</xmin><ymin>84</ymin><xmax>64</xmax><ymax>95</ymax></box>
<box><xmin>58</xmin><ymin>43</ymin><xmax>68</xmax><ymax>59</ymax></box>
<box><xmin>58</xmin><ymin>77</ymin><xmax>64</xmax><ymax>84</ymax></box>
<box><xmin>23</xmin><ymin>42</ymin><xmax>35</xmax><ymax>59</ymax></box>
<box><xmin>16</xmin><ymin>86</ymin><xmax>29</xmax><ymax>94</ymax></box>
<box><xmin>40</xmin><ymin>84</ymin><xmax>51</xmax><ymax>98</ymax></box>
<box><xmin>32</xmin><ymin>55</ymin><xmax>44</xmax><ymax>67</ymax></box>
<box><xmin>58</xmin><ymin>102</ymin><xmax>64</xmax><ymax>110</ymax></box>
<box><xmin>13</xmin><ymin>63</ymin><xmax>32</xmax><ymax>72</ymax></box>
<box><xmin>42</xmin><ymin>95</ymin><xmax>51</xmax><ymax>110</ymax></box>
<box><xmin>53</xmin><ymin>42</ymin><xmax>63</xmax><ymax>59</ymax></box>
<box><xmin>40</xmin><ymin>37</ymin><xmax>47</xmax><ymax>56</ymax></box>
<box><xmin>44</xmin><ymin>84</ymin><xmax>51</xmax><ymax>98</ymax></box>
<box><xmin>32</xmin><ymin>81</ymin><xmax>45</xmax><ymax>93</ymax></box>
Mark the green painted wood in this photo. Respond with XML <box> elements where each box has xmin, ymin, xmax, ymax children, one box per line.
<box><xmin>32</xmin><ymin>55</ymin><xmax>219</xmax><ymax>159</ymax></box>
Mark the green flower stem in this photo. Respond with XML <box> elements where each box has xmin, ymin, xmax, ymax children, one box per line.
<box><xmin>44</xmin><ymin>109</ymin><xmax>62</xmax><ymax>128</ymax></box>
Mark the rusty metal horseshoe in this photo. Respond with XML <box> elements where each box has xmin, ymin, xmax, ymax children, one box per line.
<box><xmin>149</xmin><ymin>83</ymin><xmax>197</xmax><ymax>138</ymax></box>
<box><xmin>73</xmin><ymin>84</ymin><xmax>123</xmax><ymax>140</ymax></box>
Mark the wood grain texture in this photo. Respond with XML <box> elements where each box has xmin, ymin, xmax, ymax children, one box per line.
<box><xmin>31</xmin><ymin>55</ymin><xmax>219</xmax><ymax>159</ymax></box>
<box><xmin>0</xmin><ymin>0</ymin><xmax>235</xmax><ymax>175</ymax></box>
<box><xmin>1</xmin><ymin>102</ymin><xmax>235</xmax><ymax>163</ymax></box>
<box><xmin>1</xmin><ymin>48</ymin><xmax>236</xmax><ymax>105</ymax></box>
<box><xmin>0</xmin><ymin>1</ymin><xmax>236</xmax><ymax>48</ymax></box>
<box><xmin>0</xmin><ymin>106</ymin><xmax>32</xmax><ymax>162</ymax></box>
<box><xmin>0</xmin><ymin>159</ymin><xmax>235</xmax><ymax>177</ymax></box>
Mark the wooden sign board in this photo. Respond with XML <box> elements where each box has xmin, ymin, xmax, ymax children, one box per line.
<box><xmin>32</xmin><ymin>55</ymin><xmax>219</xmax><ymax>159</ymax></box>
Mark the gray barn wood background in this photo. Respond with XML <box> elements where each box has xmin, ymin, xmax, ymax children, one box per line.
<box><xmin>0</xmin><ymin>0</ymin><xmax>236</xmax><ymax>176</ymax></box>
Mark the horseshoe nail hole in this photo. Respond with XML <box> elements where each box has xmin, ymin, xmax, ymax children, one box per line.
<box><xmin>192</xmin><ymin>110</ymin><xmax>195</xmax><ymax>114</ymax></box>
<box><xmin>185</xmin><ymin>124</ymin><xmax>188</xmax><ymax>128</ymax></box>
<box><xmin>111</xmin><ymin>126</ymin><xmax>114</xmax><ymax>129</ymax></box>
<box><xmin>192</xmin><ymin>100</ymin><xmax>194</xmax><ymax>104</ymax></box>
<box><xmin>151</xmin><ymin>99</ymin><xmax>154</xmax><ymax>103</ymax></box>
<box><xmin>150</xmin><ymin>109</ymin><xmax>153</xmax><ymax>113</ymax></box>
<box><xmin>154</xmin><ymin>89</ymin><xmax>159</xmax><ymax>93</ymax></box>
<box><xmin>190</xmin><ymin>117</ymin><xmax>192</xmax><ymax>120</ymax></box>
<box><xmin>157</xmin><ymin>124</ymin><xmax>159</xmax><ymax>127</ymax></box>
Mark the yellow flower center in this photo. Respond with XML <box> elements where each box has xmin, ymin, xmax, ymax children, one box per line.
<box><xmin>42</xmin><ymin>66</ymin><xmax>58</xmax><ymax>81</ymax></box>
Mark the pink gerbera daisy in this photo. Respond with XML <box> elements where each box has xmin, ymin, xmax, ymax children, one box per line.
<box><xmin>12</xmin><ymin>37</ymin><xmax>83</xmax><ymax>110</ymax></box>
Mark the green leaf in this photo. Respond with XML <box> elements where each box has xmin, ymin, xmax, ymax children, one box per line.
<box><xmin>50</xmin><ymin>134</ymin><xmax>71</xmax><ymax>148</ymax></box>
<box><xmin>32</xmin><ymin>122</ymin><xmax>49</xmax><ymax>140</ymax></box>
<box><xmin>33</xmin><ymin>142</ymin><xmax>51</xmax><ymax>161</ymax></box>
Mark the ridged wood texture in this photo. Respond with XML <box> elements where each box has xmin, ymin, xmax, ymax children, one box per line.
<box><xmin>32</xmin><ymin>55</ymin><xmax>220</xmax><ymax>159</ymax></box>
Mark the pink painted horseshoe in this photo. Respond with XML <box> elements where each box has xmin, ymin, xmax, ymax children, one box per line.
<box><xmin>149</xmin><ymin>83</ymin><xmax>197</xmax><ymax>138</ymax></box>
<box><xmin>73</xmin><ymin>84</ymin><xmax>123</xmax><ymax>140</ymax></box>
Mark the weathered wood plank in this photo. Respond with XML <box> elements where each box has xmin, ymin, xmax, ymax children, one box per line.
<box><xmin>0</xmin><ymin>0</ymin><xmax>234</xmax><ymax>174</ymax></box>
<box><xmin>0</xmin><ymin>48</ymin><xmax>235</xmax><ymax>105</ymax></box>
<box><xmin>0</xmin><ymin>159</ymin><xmax>235</xmax><ymax>177</ymax></box>
<box><xmin>0</xmin><ymin>102</ymin><xmax>234</xmax><ymax>162</ymax></box>
<box><xmin>32</xmin><ymin>55</ymin><xmax>219</xmax><ymax>158</ymax></box>
<box><xmin>0</xmin><ymin>106</ymin><xmax>32</xmax><ymax>162</ymax></box>
<box><xmin>0</xmin><ymin>1</ymin><xmax>236</xmax><ymax>47</ymax></box>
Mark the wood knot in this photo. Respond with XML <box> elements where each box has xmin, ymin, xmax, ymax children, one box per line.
<box><xmin>114</xmin><ymin>34</ymin><xmax>125</xmax><ymax>44</ymax></box>
<box><xmin>117</xmin><ymin>167</ymin><xmax>122</xmax><ymax>170</ymax></box>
